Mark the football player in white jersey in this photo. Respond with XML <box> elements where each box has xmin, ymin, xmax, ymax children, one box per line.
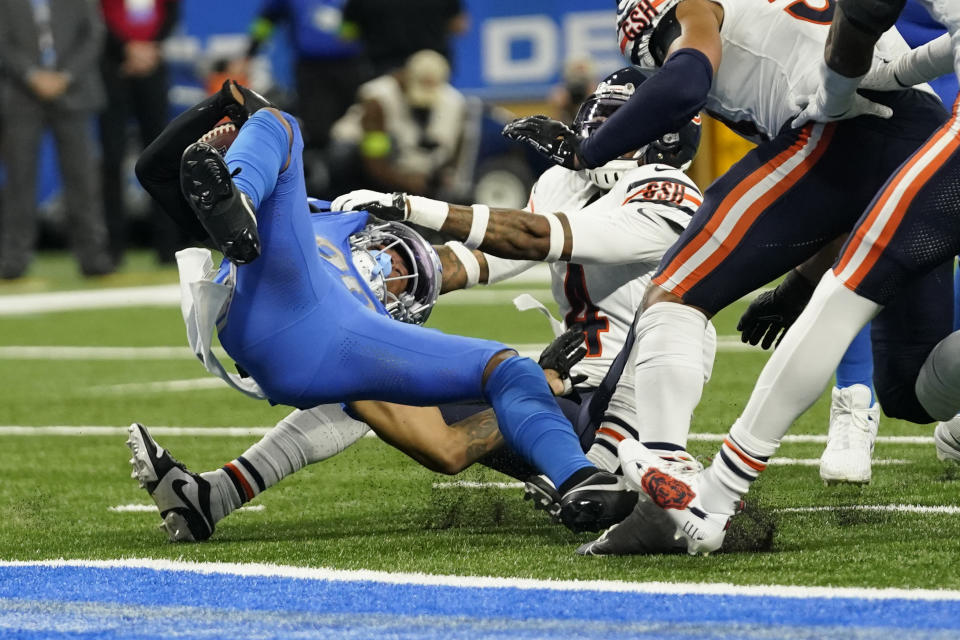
<box><xmin>611</xmin><ymin>0</ymin><xmax>960</xmax><ymax>555</ymax></box>
<box><xmin>501</xmin><ymin>0</ymin><xmax>955</xmax><ymax>553</ymax></box>
<box><xmin>334</xmin><ymin>67</ymin><xmax>715</xmax><ymax>549</ymax></box>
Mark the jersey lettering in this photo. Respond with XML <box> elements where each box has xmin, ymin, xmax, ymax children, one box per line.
<box><xmin>620</xmin><ymin>0</ymin><xmax>660</xmax><ymax>37</ymax></box>
<box><xmin>315</xmin><ymin>236</ymin><xmax>377</xmax><ymax>311</ymax></box>
<box><xmin>564</xmin><ymin>264</ymin><xmax>610</xmax><ymax>357</ymax></box>
<box><xmin>782</xmin><ymin>0</ymin><xmax>835</xmax><ymax>26</ymax></box>
<box><xmin>623</xmin><ymin>179</ymin><xmax>688</xmax><ymax>206</ymax></box>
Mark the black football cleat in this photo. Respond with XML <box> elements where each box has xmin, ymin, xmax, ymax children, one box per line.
<box><xmin>126</xmin><ymin>423</ymin><xmax>216</xmax><ymax>542</ymax></box>
<box><xmin>523</xmin><ymin>474</ymin><xmax>562</xmax><ymax>522</ymax></box>
<box><xmin>180</xmin><ymin>141</ymin><xmax>261</xmax><ymax>264</ymax></box>
<box><xmin>576</xmin><ymin>494</ymin><xmax>686</xmax><ymax>556</ymax></box>
<box><xmin>558</xmin><ymin>470</ymin><xmax>638</xmax><ymax>533</ymax></box>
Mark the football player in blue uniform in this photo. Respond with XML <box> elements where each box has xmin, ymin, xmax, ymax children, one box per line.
<box><xmin>128</xmin><ymin>82</ymin><xmax>633</xmax><ymax>540</ymax></box>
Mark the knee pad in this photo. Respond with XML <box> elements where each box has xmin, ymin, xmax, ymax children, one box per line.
<box><xmin>838</xmin><ymin>0</ymin><xmax>906</xmax><ymax>39</ymax></box>
<box><xmin>916</xmin><ymin>333</ymin><xmax>960</xmax><ymax>422</ymax></box>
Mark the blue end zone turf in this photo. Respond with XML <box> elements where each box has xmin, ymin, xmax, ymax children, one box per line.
<box><xmin>1</xmin><ymin>563</ymin><xmax>959</xmax><ymax>639</ymax></box>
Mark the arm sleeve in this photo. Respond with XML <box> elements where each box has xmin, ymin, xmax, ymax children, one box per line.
<box><xmin>578</xmin><ymin>48</ymin><xmax>712</xmax><ymax>168</ymax></box>
<box><xmin>482</xmin><ymin>253</ymin><xmax>539</xmax><ymax>285</ymax></box>
<box><xmin>566</xmin><ymin>205</ymin><xmax>682</xmax><ymax>265</ymax></box>
<box><xmin>894</xmin><ymin>33</ymin><xmax>956</xmax><ymax>86</ymax></box>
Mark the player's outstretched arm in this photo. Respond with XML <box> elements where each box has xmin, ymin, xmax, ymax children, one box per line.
<box><xmin>333</xmin><ymin>190</ymin><xmax>574</xmax><ymax>262</ymax></box>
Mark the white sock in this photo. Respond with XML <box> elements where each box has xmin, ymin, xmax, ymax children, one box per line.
<box><xmin>202</xmin><ymin>404</ymin><xmax>370</xmax><ymax>522</ymax></box>
<box><xmin>702</xmin><ymin>271</ymin><xmax>881</xmax><ymax>512</ymax></box>
<box><xmin>586</xmin><ymin>302</ymin><xmax>716</xmax><ymax>469</ymax></box>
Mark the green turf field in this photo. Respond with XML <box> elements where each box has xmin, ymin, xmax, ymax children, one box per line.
<box><xmin>1</xmin><ymin>252</ymin><xmax>957</xmax><ymax>590</ymax></box>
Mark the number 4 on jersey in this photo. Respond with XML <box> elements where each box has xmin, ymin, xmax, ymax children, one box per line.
<box><xmin>563</xmin><ymin>264</ymin><xmax>609</xmax><ymax>357</ymax></box>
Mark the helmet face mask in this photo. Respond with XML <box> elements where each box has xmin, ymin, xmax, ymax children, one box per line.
<box><xmin>575</xmin><ymin>66</ymin><xmax>701</xmax><ymax>188</ymax></box>
<box><xmin>349</xmin><ymin>221</ymin><xmax>442</xmax><ymax>325</ymax></box>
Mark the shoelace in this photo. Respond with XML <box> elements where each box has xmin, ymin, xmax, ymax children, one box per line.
<box><xmin>656</xmin><ymin>454</ymin><xmax>704</xmax><ymax>479</ymax></box>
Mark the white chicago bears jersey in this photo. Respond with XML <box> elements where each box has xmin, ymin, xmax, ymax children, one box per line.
<box><xmin>496</xmin><ymin>164</ymin><xmax>702</xmax><ymax>387</ymax></box>
<box><xmin>702</xmin><ymin>0</ymin><xmax>916</xmax><ymax>141</ymax></box>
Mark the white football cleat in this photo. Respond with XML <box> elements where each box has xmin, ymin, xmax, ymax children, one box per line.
<box><xmin>934</xmin><ymin>416</ymin><xmax>960</xmax><ymax>463</ymax></box>
<box><xmin>819</xmin><ymin>384</ymin><xmax>879</xmax><ymax>485</ymax></box>
<box><xmin>618</xmin><ymin>439</ymin><xmax>728</xmax><ymax>556</ymax></box>
<box><xmin>126</xmin><ymin>423</ymin><xmax>216</xmax><ymax>542</ymax></box>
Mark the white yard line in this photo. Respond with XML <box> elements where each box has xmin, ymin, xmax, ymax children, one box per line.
<box><xmin>777</xmin><ymin>504</ymin><xmax>960</xmax><ymax>515</ymax></box>
<box><xmin>1</xmin><ymin>558</ymin><xmax>958</xmax><ymax>601</ymax></box>
<box><xmin>0</xmin><ymin>284</ymin><xmax>555</xmax><ymax>315</ymax></box>
<box><xmin>109</xmin><ymin>504</ymin><xmax>264</xmax><ymax>513</ymax></box>
<box><xmin>0</xmin><ymin>274</ymin><xmax>769</xmax><ymax>316</ymax></box>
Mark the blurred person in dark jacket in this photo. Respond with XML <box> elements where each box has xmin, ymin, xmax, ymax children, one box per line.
<box><xmin>99</xmin><ymin>0</ymin><xmax>180</xmax><ymax>264</ymax></box>
<box><xmin>342</xmin><ymin>0</ymin><xmax>467</xmax><ymax>76</ymax></box>
<box><xmin>0</xmin><ymin>0</ymin><xmax>113</xmax><ymax>279</ymax></box>
<box><xmin>235</xmin><ymin>0</ymin><xmax>365</xmax><ymax>152</ymax></box>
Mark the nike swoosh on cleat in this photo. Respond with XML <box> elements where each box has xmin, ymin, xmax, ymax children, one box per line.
<box><xmin>170</xmin><ymin>478</ymin><xmax>211</xmax><ymax>534</ymax></box>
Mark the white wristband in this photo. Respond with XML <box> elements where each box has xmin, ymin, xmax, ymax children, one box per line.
<box><xmin>544</xmin><ymin>213</ymin><xmax>564</xmax><ymax>262</ymax></box>
<box><xmin>444</xmin><ymin>241</ymin><xmax>480</xmax><ymax>288</ymax></box>
<box><xmin>465</xmin><ymin>204</ymin><xmax>490</xmax><ymax>249</ymax></box>
<box><xmin>406</xmin><ymin>195</ymin><xmax>449</xmax><ymax>230</ymax></box>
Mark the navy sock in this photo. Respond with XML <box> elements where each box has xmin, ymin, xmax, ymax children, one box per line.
<box><xmin>484</xmin><ymin>356</ymin><xmax>593</xmax><ymax>488</ymax></box>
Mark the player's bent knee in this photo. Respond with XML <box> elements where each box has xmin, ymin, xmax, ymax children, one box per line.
<box><xmin>916</xmin><ymin>333</ymin><xmax>960</xmax><ymax>421</ymax></box>
<box><xmin>481</xmin><ymin>349</ymin><xmax>519</xmax><ymax>387</ymax></box>
<box><xmin>876</xmin><ymin>384</ymin><xmax>933</xmax><ymax>424</ymax></box>
<box><xmin>641</xmin><ymin>284</ymin><xmax>683</xmax><ymax>311</ymax></box>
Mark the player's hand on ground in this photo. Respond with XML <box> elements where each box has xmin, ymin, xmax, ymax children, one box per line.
<box><xmin>502</xmin><ymin>115</ymin><xmax>584</xmax><ymax>170</ymax></box>
<box><xmin>331</xmin><ymin>190</ymin><xmax>408</xmax><ymax>221</ymax></box>
<box><xmin>539</xmin><ymin>324</ymin><xmax>588</xmax><ymax>395</ymax></box>
<box><xmin>737</xmin><ymin>270</ymin><xmax>815</xmax><ymax>350</ymax></box>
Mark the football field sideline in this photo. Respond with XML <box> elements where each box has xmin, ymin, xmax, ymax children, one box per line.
<box><xmin>1</xmin><ymin>559</ymin><xmax>958</xmax><ymax>640</ymax></box>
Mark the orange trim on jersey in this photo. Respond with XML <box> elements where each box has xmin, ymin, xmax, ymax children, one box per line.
<box><xmin>224</xmin><ymin>462</ymin><xmax>255</xmax><ymax>501</ymax></box>
<box><xmin>836</xmin><ymin>119</ymin><xmax>960</xmax><ymax>289</ymax></box>
<box><xmin>723</xmin><ymin>438</ymin><xmax>767</xmax><ymax>472</ymax></box>
<box><xmin>653</xmin><ymin>124</ymin><xmax>834</xmax><ymax>295</ymax></box>
<box><xmin>596</xmin><ymin>427</ymin><xmax>627</xmax><ymax>442</ymax></box>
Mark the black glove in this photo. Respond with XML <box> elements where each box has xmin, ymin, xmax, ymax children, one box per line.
<box><xmin>361</xmin><ymin>192</ymin><xmax>408</xmax><ymax>222</ymax></box>
<box><xmin>502</xmin><ymin>115</ymin><xmax>585</xmax><ymax>170</ymax></box>
<box><xmin>221</xmin><ymin>79</ymin><xmax>274</xmax><ymax>127</ymax></box>
<box><xmin>737</xmin><ymin>269</ymin><xmax>816</xmax><ymax>349</ymax></box>
<box><xmin>539</xmin><ymin>324</ymin><xmax>589</xmax><ymax>389</ymax></box>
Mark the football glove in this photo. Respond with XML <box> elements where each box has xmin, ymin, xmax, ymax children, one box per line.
<box><xmin>502</xmin><ymin>115</ymin><xmax>586</xmax><ymax>170</ymax></box>
<box><xmin>220</xmin><ymin>79</ymin><xmax>274</xmax><ymax>127</ymax></box>
<box><xmin>539</xmin><ymin>324</ymin><xmax>588</xmax><ymax>394</ymax></box>
<box><xmin>737</xmin><ymin>269</ymin><xmax>816</xmax><ymax>349</ymax></box>
<box><xmin>331</xmin><ymin>190</ymin><xmax>407</xmax><ymax>221</ymax></box>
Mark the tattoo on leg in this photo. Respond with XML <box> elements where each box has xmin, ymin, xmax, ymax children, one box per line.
<box><xmin>451</xmin><ymin>409</ymin><xmax>504</xmax><ymax>462</ymax></box>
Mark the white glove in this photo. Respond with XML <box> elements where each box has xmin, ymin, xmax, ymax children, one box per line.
<box><xmin>790</xmin><ymin>63</ymin><xmax>893</xmax><ymax>129</ymax></box>
<box><xmin>331</xmin><ymin>189</ymin><xmax>395</xmax><ymax>213</ymax></box>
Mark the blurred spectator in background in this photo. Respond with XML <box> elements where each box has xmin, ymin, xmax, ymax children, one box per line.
<box><xmin>0</xmin><ymin>0</ymin><xmax>113</xmax><ymax>280</ymax></box>
<box><xmin>329</xmin><ymin>49</ymin><xmax>466</xmax><ymax>198</ymax></box>
<box><xmin>342</xmin><ymin>0</ymin><xmax>467</xmax><ymax>76</ymax></box>
<box><xmin>99</xmin><ymin>0</ymin><xmax>181</xmax><ymax>265</ymax></box>
<box><xmin>548</xmin><ymin>59</ymin><xmax>597</xmax><ymax>125</ymax></box>
<box><xmin>235</xmin><ymin>0</ymin><xmax>365</xmax><ymax>153</ymax></box>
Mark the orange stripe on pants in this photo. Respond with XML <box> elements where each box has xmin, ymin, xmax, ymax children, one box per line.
<box><xmin>654</xmin><ymin>125</ymin><xmax>833</xmax><ymax>297</ymax></box>
<box><xmin>836</xmin><ymin>116</ymin><xmax>960</xmax><ymax>290</ymax></box>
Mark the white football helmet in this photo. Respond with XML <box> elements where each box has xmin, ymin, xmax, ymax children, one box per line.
<box><xmin>617</xmin><ymin>0</ymin><xmax>683</xmax><ymax>70</ymax></box>
<box><xmin>349</xmin><ymin>221</ymin><xmax>442</xmax><ymax>325</ymax></box>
